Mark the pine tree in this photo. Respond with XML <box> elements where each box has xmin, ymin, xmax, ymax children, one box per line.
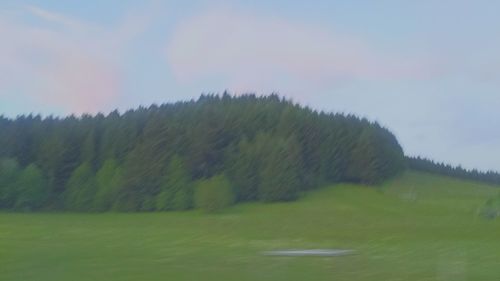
<box><xmin>194</xmin><ymin>174</ymin><xmax>234</xmax><ymax>213</ymax></box>
<box><xmin>227</xmin><ymin>138</ymin><xmax>259</xmax><ymax>201</ymax></box>
<box><xmin>64</xmin><ymin>162</ymin><xmax>97</xmax><ymax>211</ymax></box>
<box><xmin>258</xmin><ymin>136</ymin><xmax>301</xmax><ymax>202</ymax></box>
<box><xmin>0</xmin><ymin>158</ymin><xmax>20</xmax><ymax>209</ymax></box>
<box><xmin>93</xmin><ymin>159</ymin><xmax>121</xmax><ymax>211</ymax></box>
<box><xmin>156</xmin><ymin>155</ymin><xmax>193</xmax><ymax>211</ymax></box>
<box><xmin>14</xmin><ymin>164</ymin><xmax>48</xmax><ymax>211</ymax></box>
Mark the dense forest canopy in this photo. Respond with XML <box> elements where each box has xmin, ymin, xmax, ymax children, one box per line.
<box><xmin>407</xmin><ymin>156</ymin><xmax>500</xmax><ymax>186</ymax></box>
<box><xmin>1</xmin><ymin>94</ymin><xmax>407</xmax><ymax>211</ymax></box>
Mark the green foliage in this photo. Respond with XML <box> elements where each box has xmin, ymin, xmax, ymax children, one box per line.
<box><xmin>195</xmin><ymin>175</ymin><xmax>234</xmax><ymax>213</ymax></box>
<box><xmin>408</xmin><ymin>156</ymin><xmax>500</xmax><ymax>185</ymax></box>
<box><xmin>479</xmin><ymin>195</ymin><xmax>500</xmax><ymax>219</ymax></box>
<box><xmin>258</xmin><ymin>135</ymin><xmax>301</xmax><ymax>202</ymax></box>
<box><xmin>64</xmin><ymin>162</ymin><xmax>97</xmax><ymax>211</ymax></box>
<box><xmin>0</xmin><ymin>158</ymin><xmax>21</xmax><ymax>208</ymax></box>
<box><xmin>347</xmin><ymin>126</ymin><xmax>405</xmax><ymax>184</ymax></box>
<box><xmin>80</xmin><ymin>128</ymin><xmax>97</xmax><ymax>169</ymax></box>
<box><xmin>226</xmin><ymin>138</ymin><xmax>260</xmax><ymax>201</ymax></box>
<box><xmin>93</xmin><ymin>159</ymin><xmax>123</xmax><ymax>211</ymax></box>
<box><xmin>118</xmin><ymin>119</ymin><xmax>175</xmax><ymax>211</ymax></box>
<box><xmin>0</xmin><ymin>94</ymin><xmax>407</xmax><ymax>212</ymax></box>
<box><xmin>14</xmin><ymin>164</ymin><xmax>48</xmax><ymax>211</ymax></box>
<box><xmin>156</xmin><ymin>155</ymin><xmax>193</xmax><ymax>211</ymax></box>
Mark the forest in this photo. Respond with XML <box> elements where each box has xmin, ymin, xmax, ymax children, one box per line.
<box><xmin>407</xmin><ymin>156</ymin><xmax>500</xmax><ymax>186</ymax></box>
<box><xmin>0</xmin><ymin>94</ymin><xmax>406</xmax><ymax>211</ymax></box>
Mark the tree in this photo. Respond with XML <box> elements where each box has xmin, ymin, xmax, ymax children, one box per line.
<box><xmin>14</xmin><ymin>164</ymin><xmax>48</xmax><ymax>211</ymax></box>
<box><xmin>258</xmin><ymin>136</ymin><xmax>301</xmax><ymax>202</ymax></box>
<box><xmin>64</xmin><ymin>162</ymin><xmax>97</xmax><ymax>211</ymax></box>
<box><xmin>0</xmin><ymin>158</ymin><xmax>21</xmax><ymax>209</ymax></box>
<box><xmin>156</xmin><ymin>155</ymin><xmax>193</xmax><ymax>211</ymax></box>
<box><xmin>118</xmin><ymin>118</ymin><xmax>174</xmax><ymax>211</ymax></box>
<box><xmin>195</xmin><ymin>174</ymin><xmax>234</xmax><ymax>213</ymax></box>
<box><xmin>93</xmin><ymin>159</ymin><xmax>122</xmax><ymax>211</ymax></box>
<box><xmin>226</xmin><ymin>138</ymin><xmax>260</xmax><ymax>201</ymax></box>
<box><xmin>0</xmin><ymin>94</ymin><xmax>408</xmax><ymax>211</ymax></box>
<box><xmin>80</xmin><ymin>128</ymin><xmax>97</xmax><ymax>170</ymax></box>
<box><xmin>346</xmin><ymin>128</ymin><xmax>379</xmax><ymax>184</ymax></box>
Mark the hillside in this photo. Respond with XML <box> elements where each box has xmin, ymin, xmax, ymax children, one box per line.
<box><xmin>1</xmin><ymin>171</ymin><xmax>500</xmax><ymax>281</ymax></box>
<box><xmin>0</xmin><ymin>94</ymin><xmax>405</xmax><ymax>212</ymax></box>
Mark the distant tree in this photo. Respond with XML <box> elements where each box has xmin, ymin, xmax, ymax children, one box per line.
<box><xmin>195</xmin><ymin>174</ymin><xmax>234</xmax><ymax>213</ymax></box>
<box><xmin>0</xmin><ymin>158</ymin><xmax>21</xmax><ymax>209</ymax></box>
<box><xmin>347</xmin><ymin>128</ymin><xmax>379</xmax><ymax>184</ymax></box>
<box><xmin>38</xmin><ymin>133</ymin><xmax>80</xmax><ymax>208</ymax></box>
<box><xmin>64</xmin><ymin>162</ymin><xmax>97</xmax><ymax>211</ymax></box>
<box><xmin>0</xmin><ymin>94</ymin><xmax>409</xmax><ymax>211</ymax></box>
<box><xmin>226</xmin><ymin>138</ymin><xmax>260</xmax><ymax>201</ymax></box>
<box><xmin>318</xmin><ymin>130</ymin><xmax>343</xmax><ymax>183</ymax></box>
<box><xmin>407</xmin><ymin>156</ymin><xmax>500</xmax><ymax>185</ymax></box>
<box><xmin>118</xmin><ymin>118</ymin><xmax>174</xmax><ymax>211</ymax></box>
<box><xmin>156</xmin><ymin>155</ymin><xmax>193</xmax><ymax>211</ymax></box>
<box><xmin>80</xmin><ymin>128</ymin><xmax>97</xmax><ymax>170</ymax></box>
<box><xmin>14</xmin><ymin>164</ymin><xmax>48</xmax><ymax>211</ymax></box>
<box><xmin>479</xmin><ymin>195</ymin><xmax>500</xmax><ymax>219</ymax></box>
<box><xmin>93</xmin><ymin>159</ymin><xmax>122</xmax><ymax>211</ymax></box>
<box><xmin>258</xmin><ymin>135</ymin><xmax>301</xmax><ymax>202</ymax></box>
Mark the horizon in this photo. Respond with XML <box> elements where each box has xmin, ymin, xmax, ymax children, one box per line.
<box><xmin>2</xmin><ymin>0</ymin><xmax>500</xmax><ymax>171</ymax></box>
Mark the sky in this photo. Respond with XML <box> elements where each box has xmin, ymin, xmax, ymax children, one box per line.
<box><xmin>1</xmin><ymin>0</ymin><xmax>500</xmax><ymax>171</ymax></box>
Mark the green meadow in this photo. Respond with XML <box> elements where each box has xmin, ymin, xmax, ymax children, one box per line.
<box><xmin>1</xmin><ymin>171</ymin><xmax>500</xmax><ymax>281</ymax></box>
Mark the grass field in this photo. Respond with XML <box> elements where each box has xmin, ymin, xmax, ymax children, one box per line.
<box><xmin>1</xmin><ymin>171</ymin><xmax>500</xmax><ymax>281</ymax></box>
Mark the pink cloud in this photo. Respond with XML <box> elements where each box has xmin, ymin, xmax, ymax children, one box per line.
<box><xmin>35</xmin><ymin>53</ymin><xmax>120</xmax><ymax>114</ymax></box>
<box><xmin>0</xmin><ymin>5</ymin><xmax>153</xmax><ymax>115</ymax></box>
<box><xmin>166</xmin><ymin>7</ymin><xmax>435</xmax><ymax>96</ymax></box>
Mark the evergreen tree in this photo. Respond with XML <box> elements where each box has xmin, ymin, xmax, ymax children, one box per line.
<box><xmin>14</xmin><ymin>164</ymin><xmax>48</xmax><ymax>211</ymax></box>
<box><xmin>194</xmin><ymin>174</ymin><xmax>234</xmax><ymax>213</ymax></box>
<box><xmin>93</xmin><ymin>159</ymin><xmax>121</xmax><ymax>211</ymax></box>
<box><xmin>0</xmin><ymin>158</ymin><xmax>21</xmax><ymax>209</ymax></box>
<box><xmin>64</xmin><ymin>162</ymin><xmax>97</xmax><ymax>211</ymax></box>
<box><xmin>227</xmin><ymin>138</ymin><xmax>260</xmax><ymax>201</ymax></box>
<box><xmin>258</xmin><ymin>136</ymin><xmax>301</xmax><ymax>202</ymax></box>
<box><xmin>0</xmin><ymin>94</ymin><xmax>409</xmax><ymax>211</ymax></box>
<box><xmin>156</xmin><ymin>155</ymin><xmax>193</xmax><ymax>211</ymax></box>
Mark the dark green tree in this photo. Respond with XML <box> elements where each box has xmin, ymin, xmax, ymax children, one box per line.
<box><xmin>64</xmin><ymin>162</ymin><xmax>97</xmax><ymax>211</ymax></box>
<box><xmin>93</xmin><ymin>159</ymin><xmax>122</xmax><ymax>211</ymax></box>
<box><xmin>0</xmin><ymin>158</ymin><xmax>21</xmax><ymax>208</ymax></box>
<box><xmin>226</xmin><ymin>138</ymin><xmax>260</xmax><ymax>201</ymax></box>
<box><xmin>0</xmin><ymin>94</ymin><xmax>409</xmax><ymax>211</ymax></box>
<box><xmin>194</xmin><ymin>174</ymin><xmax>234</xmax><ymax>213</ymax></box>
<box><xmin>14</xmin><ymin>164</ymin><xmax>48</xmax><ymax>211</ymax></box>
<box><xmin>156</xmin><ymin>155</ymin><xmax>193</xmax><ymax>211</ymax></box>
<box><xmin>258</xmin><ymin>135</ymin><xmax>301</xmax><ymax>202</ymax></box>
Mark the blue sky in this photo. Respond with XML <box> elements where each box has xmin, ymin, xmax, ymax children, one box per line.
<box><xmin>1</xmin><ymin>0</ymin><xmax>500</xmax><ymax>171</ymax></box>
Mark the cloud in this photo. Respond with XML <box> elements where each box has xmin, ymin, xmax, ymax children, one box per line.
<box><xmin>24</xmin><ymin>5</ymin><xmax>88</xmax><ymax>30</ymax></box>
<box><xmin>166</xmin><ymin>7</ymin><xmax>434</xmax><ymax>97</ymax></box>
<box><xmin>0</xmin><ymin>5</ymin><xmax>152</xmax><ymax>115</ymax></box>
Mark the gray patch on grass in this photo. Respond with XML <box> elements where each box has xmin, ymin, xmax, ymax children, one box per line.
<box><xmin>263</xmin><ymin>249</ymin><xmax>355</xmax><ymax>257</ymax></box>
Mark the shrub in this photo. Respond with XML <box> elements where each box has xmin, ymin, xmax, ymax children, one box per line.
<box><xmin>479</xmin><ymin>196</ymin><xmax>500</xmax><ymax>219</ymax></box>
<box><xmin>195</xmin><ymin>175</ymin><xmax>234</xmax><ymax>213</ymax></box>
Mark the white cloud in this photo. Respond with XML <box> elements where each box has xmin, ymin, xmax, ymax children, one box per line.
<box><xmin>166</xmin><ymin>7</ymin><xmax>434</xmax><ymax>98</ymax></box>
<box><xmin>0</xmin><ymin>5</ymin><xmax>152</xmax><ymax>115</ymax></box>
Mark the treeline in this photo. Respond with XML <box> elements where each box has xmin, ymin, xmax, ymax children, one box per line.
<box><xmin>0</xmin><ymin>94</ymin><xmax>405</xmax><ymax>212</ymax></box>
<box><xmin>407</xmin><ymin>156</ymin><xmax>500</xmax><ymax>185</ymax></box>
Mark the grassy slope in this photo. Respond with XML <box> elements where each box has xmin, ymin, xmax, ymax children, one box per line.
<box><xmin>1</xmin><ymin>170</ymin><xmax>500</xmax><ymax>281</ymax></box>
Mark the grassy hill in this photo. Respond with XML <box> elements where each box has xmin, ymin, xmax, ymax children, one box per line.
<box><xmin>1</xmin><ymin>170</ymin><xmax>500</xmax><ymax>281</ymax></box>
